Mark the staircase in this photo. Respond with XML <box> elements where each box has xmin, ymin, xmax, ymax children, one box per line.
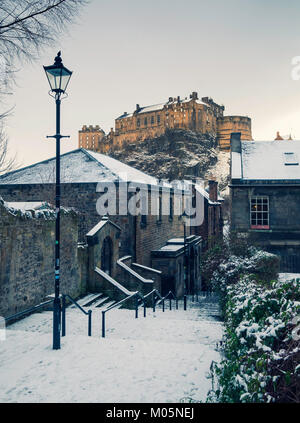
<box><xmin>69</xmin><ymin>293</ymin><xmax>119</xmax><ymax>311</ymax></box>
<box><xmin>4</xmin><ymin>290</ymin><xmax>224</xmax><ymax>403</ymax></box>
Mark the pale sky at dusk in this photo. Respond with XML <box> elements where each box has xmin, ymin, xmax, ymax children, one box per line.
<box><xmin>4</xmin><ymin>0</ymin><xmax>300</xmax><ymax>168</ymax></box>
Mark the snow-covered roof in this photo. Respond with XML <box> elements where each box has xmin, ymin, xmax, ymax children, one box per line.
<box><xmin>231</xmin><ymin>140</ymin><xmax>300</xmax><ymax>181</ymax></box>
<box><xmin>86</xmin><ymin>217</ymin><xmax>121</xmax><ymax>238</ymax></box>
<box><xmin>116</xmin><ymin>103</ymin><xmax>164</xmax><ymax>120</ymax></box>
<box><xmin>116</xmin><ymin>97</ymin><xmax>210</xmax><ymax>120</ymax></box>
<box><xmin>0</xmin><ymin>148</ymin><xmax>161</xmax><ymax>186</ymax></box>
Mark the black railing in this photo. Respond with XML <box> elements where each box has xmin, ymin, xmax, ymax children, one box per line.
<box><xmin>152</xmin><ymin>289</ymin><xmax>183</xmax><ymax>312</ymax></box>
<box><xmin>135</xmin><ymin>292</ymin><xmax>147</xmax><ymax>319</ymax></box>
<box><xmin>62</xmin><ymin>294</ymin><xmax>92</xmax><ymax>337</ymax></box>
<box><xmin>4</xmin><ymin>290</ymin><xmax>187</xmax><ymax>340</ymax></box>
<box><xmin>5</xmin><ymin>299</ymin><xmax>54</xmax><ymax>324</ymax></box>
<box><xmin>102</xmin><ymin>289</ymin><xmax>183</xmax><ymax>338</ymax></box>
<box><xmin>101</xmin><ymin>291</ymin><xmax>141</xmax><ymax>338</ymax></box>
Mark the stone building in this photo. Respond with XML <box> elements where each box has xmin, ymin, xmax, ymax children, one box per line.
<box><xmin>78</xmin><ymin>91</ymin><xmax>252</xmax><ymax>152</ymax></box>
<box><xmin>78</xmin><ymin>125</ymin><xmax>106</xmax><ymax>150</ymax></box>
<box><xmin>0</xmin><ymin>149</ymin><xmax>225</xmax><ymax>314</ymax></box>
<box><xmin>193</xmin><ymin>179</ymin><xmax>224</xmax><ymax>249</ymax></box>
<box><xmin>230</xmin><ymin>132</ymin><xmax>300</xmax><ymax>272</ymax></box>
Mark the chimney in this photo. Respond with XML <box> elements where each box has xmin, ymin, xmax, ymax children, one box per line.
<box><xmin>191</xmin><ymin>91</ymin><xmax>198</xmax><ymax>100</ymax></box>
<box><xmin>230</xmin><ymin>132</ymin><xmax>241</xmax><ymax>153</ymax></box>
<box><xmin>275</xmin><ymin>131</ymin><xmax>283</xmax><ymax>140</ymax></box>
<box><xmin>208</xmin><ymin>178</ymin><xmax>218</xmax><ymax>202</ymax></box>
<box><xmin>136</xmin><ymin>104</ymin><xmax>140</xmax><ymax>111</ymax></box>
<box><xmin>177</xmin><ymin>96</ymin><xmax>180</xmax><ymax>103</ymax></box>
<box><xmin>168</xmin><ymin>97</ymin><xmax>173</xmax><ymax>102</ymax></box>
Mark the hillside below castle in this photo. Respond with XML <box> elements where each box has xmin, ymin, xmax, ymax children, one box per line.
<box><xmin>109</xmin><ymin>129</ymin><xmax>230</xmax><ymax>192</ymax></box>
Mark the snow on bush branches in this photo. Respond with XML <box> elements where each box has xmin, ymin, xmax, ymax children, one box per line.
<box><xmin>208</xmin><ymin>272</ymin><xmax>300</xmax><ymax>403</ymax></box>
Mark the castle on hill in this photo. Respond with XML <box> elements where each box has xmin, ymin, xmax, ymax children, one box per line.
<box><xmin>78</xmin><ymin>92</ymin><xmax>252</xmax><ymax>153</ymax></box>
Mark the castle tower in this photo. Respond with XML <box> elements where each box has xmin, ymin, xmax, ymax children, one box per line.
<box><xmin>217</xmin><ymin>116</ymin><xmax>252</xmax><ymax>150</ymax></box>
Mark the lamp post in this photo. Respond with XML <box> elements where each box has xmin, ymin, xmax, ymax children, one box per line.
<box><xmin>182</xmin><ymin>215</ymin><xmax>189</xmax><ymax>296</ymax></box>
<box><xmin>44</xmin><ymin>52</ymin><xmax>72</xmax><ymax>350</ymax></box>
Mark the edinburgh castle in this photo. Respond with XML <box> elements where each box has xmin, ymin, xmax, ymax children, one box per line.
<box><xmin>78</xmin><ymin>92</ymin><xmax>252</xmax><ymax>152</ymax></box>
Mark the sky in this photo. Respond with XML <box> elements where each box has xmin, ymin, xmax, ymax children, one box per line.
<box><xmin>4</xmin><ymin>0</ymin><xmax>300</xmax><ymax>168</ymax></box>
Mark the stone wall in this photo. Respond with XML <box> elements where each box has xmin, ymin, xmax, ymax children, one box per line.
<box><xmin>0</xmin><ymin>183</ymin><xmax>135</xmax><ymax>260</ymax></box>
<box><xmin>0</xmin><ymin>199</ymin><xmax>82</xmax><ymax>318</ymax></box>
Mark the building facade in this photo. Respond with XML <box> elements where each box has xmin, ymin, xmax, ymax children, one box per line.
<box><xmin>230</xmin><ymin>133</ymin><xmax>300</xmax><ymax>272</ymax></box>
<box><xmin>78</xmin><ymin>125</ymin><xmax>106</xmax><ymax>150</ymax></box>
<box><xmin>79</xmin><ymin>92</ymin><xmax>252</xmax><ymax>152</ymax></box>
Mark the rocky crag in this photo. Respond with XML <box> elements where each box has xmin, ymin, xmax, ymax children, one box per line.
<box><xmin>109</xmin><ymin>129</ymin><xmax>230</xmax><ymax>192</ymax></box>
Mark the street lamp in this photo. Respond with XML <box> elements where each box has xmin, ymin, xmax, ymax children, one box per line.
<box><xmin>44</xmin><ymin>52</ymin><xmax>72</xmax><ymax>350</ymax></box>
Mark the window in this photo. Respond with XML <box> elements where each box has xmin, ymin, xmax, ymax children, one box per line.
<box><xmin>144</xmin><ymin>117</ymin><xmax>148</xmax><ymax>126</ymax></box>
<box><xmin>157</xmin><ymin>115</ymin><xmax>160</xmax><ymax>124</ymax></box>
<box><xmin>250</xmin><ymin>196</ymin><xmax>269</xmax><ymax>229</ymax></box>
<box><xmin>284</xmin><ymin>152</ymin><xmax>299</xmax><ymax>165</ymax></box>
<box><xmin>137</xmin><ymin>118</ymin><xmax>140</xmax><ymax>127</ymax></box>
<box><xmin>151</xmin><ymin>116</ymin><xmax>154</xmax><ymax>125</ymax></box>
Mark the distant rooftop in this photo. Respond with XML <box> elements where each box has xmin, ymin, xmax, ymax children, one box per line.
<box><xmin>116</xmin><ymin>92</ymin><xmax>214</xmax><ymax>120</ymax></box>
<box><xmin>231</xmin><ymin>140</ymin><xmax>300</xmax><ymax>181</ymax></box>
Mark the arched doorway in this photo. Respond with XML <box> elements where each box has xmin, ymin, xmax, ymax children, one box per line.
<box><xmin>101</xmin><ymin>236</ymin><xmax>113</xmax><ymax>275</ymax></box>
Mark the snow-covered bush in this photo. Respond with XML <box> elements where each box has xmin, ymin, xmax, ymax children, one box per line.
<box><xmin>211</xmin><ymin>249</ymin><xmax>279</xmax><ymax>294</ymax></box>
<box><xmin>201</xmin><ymin>232</ymin><xmax>279</xmax><ymax>294</ymax></box>
<box><xmin>208</xmin><ymin>276</ymin><xmax>300</xmax><ymax>403</ymax></box>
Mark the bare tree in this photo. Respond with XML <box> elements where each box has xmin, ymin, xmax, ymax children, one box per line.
<box><xmin>0</xmin><ymin>110</ymin><xmax>19</xmax><ymax>175</ymax></box>
<box><xmin>0</xmin><ymin>0</ymin><xmax>88</xmax><ymax>78</ymax></box>
<box><xmin>0</xmin><ymin>0</ymin><xmax>88</xmax><ymax>173</ymax></box>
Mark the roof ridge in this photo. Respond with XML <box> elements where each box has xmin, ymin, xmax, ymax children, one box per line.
<box><xmin>81</xmin><ymin>149</ymin><xmax>122</xmax><ymax>179</ymax></box>
<box><xmin>0</xmin><ymin>148</ymin><xmax>85</xmax><ymax>180</ymax></box>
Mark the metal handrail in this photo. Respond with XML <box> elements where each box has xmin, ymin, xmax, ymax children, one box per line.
<box><xmin>101</xmin><ymin>288</ymin><xmax>186</xmax><ymax>338</ymax></box>
<box><xmin>5</xmin><ymin>299</ymin><xmax>54</xmax><ymax>324</ymax></box>
<box><xmin>101</xmin><ymin>291</ymin><xmax>140</xmax><ymax>338</ymax></box>
<box><xmin>153</xmin><ymin>290</ymin><xmax>180</xmax><ymax>312</ymax></box>
<box><xmin>62</xmin><ymin>294</ymin><xmax>92</xmax><ymax>337</ymax></box>
<box><xmin>164</xmin><ymin>290</ymin><xmax>179</xmax><ymax>311</ymax></box>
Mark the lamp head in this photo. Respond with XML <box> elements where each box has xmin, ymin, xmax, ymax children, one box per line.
<box><xmin>44</xmin><ymin>52</ymin><xmax>72</xmax><ymax>95</ymax></box>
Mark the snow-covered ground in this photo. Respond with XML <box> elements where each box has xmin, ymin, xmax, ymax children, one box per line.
<box><xmin>279</xmin><ymin>273</ymin><xmax>300</xmax><ymax>282</ymax></box>
<box><xmin>0</xmin><ymin>295</ymin><xmax>223</xmax><ymax>403</ymax></box>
